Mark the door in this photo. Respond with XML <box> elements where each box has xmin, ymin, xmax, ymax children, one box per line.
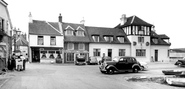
<box><xmin>32</xmin><ymin>48</ymin><xmax>40</xmax><ymax>62</ymax></box>
<box><xmin>116</xmin><ymin>57</ymin><xmax>127</xmax><ymax>70</ymax></box>
<box><xmin>108</xmin><ymin>49</ymin><xmax>112</xmax><ymax>58</ymax></box>
<box><xmin>155</xmin><ymin>50</ymin><xmax>158</xmax><ymax>62</ymax></box>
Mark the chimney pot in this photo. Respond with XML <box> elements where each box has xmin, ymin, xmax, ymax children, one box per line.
<box><xmin>59</xmin><ymin>13</ymin><xmax>62</xmax><ymax>22</ymax></box>
<box><xmin>120</xmin><ymin>14</ymin><xmax>126</xmax><ymax>25</ymax></box>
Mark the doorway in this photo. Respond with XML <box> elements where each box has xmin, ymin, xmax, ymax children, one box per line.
<box><xmin>154</xmin><ymin>50</ymin><xmax>158</xmax><ymax>62</ymax></box>
<box><xmin>108</xmin><ymin>49</ymin><xmax>112</xmax><ymax>58</ymax></box>
<box><xmin>32</xmin><ymin>48</ymin><xmax>40</xmax><ymax>62</ymax></box>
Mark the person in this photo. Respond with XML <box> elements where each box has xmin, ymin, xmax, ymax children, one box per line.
<box><xmin>11</xmin><ymin>54</ymin><xmax>16</xmax><ymax>70</ymax></box>
<box><xmin>16</xmin><ymin>56</ymin><xmax>23</xmax><ymax>71</ymax></box>
<box><xmin>100</xmin><ymin>53</ymin><xmax>106</xmax><ymax>64</ymax></box>
<box><xmin>7</xmin><ymin>56</ymin><xmax>13</xmax><ymax>70</ymax></box>
<box><xmin>20</xmin><ymin>55</ymin><xmax>26</xmax><ymax>70</ymax></box>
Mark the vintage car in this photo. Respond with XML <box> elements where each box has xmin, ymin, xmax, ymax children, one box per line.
<box><xmin>86</xmin><ymin>56</ymin><xmax>98</xmax><ymax>65</ymax></box>
<box><xmin>99</xmin><ymin>56</ymin><xmax>142</xmax><ymax>74</ymax></box>
<box><xmin>174</xmin><ymin>58</ymin><xmax>185</xmax><ymax>67</ymax></box>
<box><xmin>75</xmin><ymin>54</ymin><xmax>86</xmax><ymax>65</ymax></box>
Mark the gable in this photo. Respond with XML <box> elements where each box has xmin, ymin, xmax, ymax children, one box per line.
<box><xmin>65</xmin><ymin>25</ymin><xmax>75</xmax><ymax>30</ymax></box>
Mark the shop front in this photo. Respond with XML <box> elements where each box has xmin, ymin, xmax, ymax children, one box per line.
<box><xmin>30</xmin><ymin>47</ymin><xmax>63</xmax><ymax>63</ymax></box>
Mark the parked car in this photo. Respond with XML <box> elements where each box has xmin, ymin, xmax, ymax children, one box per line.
<box><xmin>138</xmin><ymin>61</ymin><xmax>148</xmax><ymax>71</ymax></box>
<box><xmin>98</xmin><ymin>56</ymin><xmax>111</xmax><ymax>65</ymax></box>
<box><xmin>75</xmin><ymin>54</ymin><xmax>86</xmax><ymax>65</ymax></box>
<box><xmin>86</xmin><ymin>57</ymin><xmax>98</xmax><ymax>65</ymax></box>
<box><xmin>99</xmin><ymin>56</ymin><xmax>142</xmax><ymax>74</ymax></box>
<box><xmin>174</xmin><ymin>58</ymin><xmax>185</xmax><ymax>67</ymax></box>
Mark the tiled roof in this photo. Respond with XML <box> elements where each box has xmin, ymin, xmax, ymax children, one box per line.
<box><xmin>86</xmin><ymin>26</ymin><xmax>130</xmax><ymax>44</ymax></box>
<box><xmin>116</xmin><ymin>15</ymin><xmax>153</xmax><ymax>28</ymax></box>
<box><xmin>158</xmin><ymin>34</ymin><xmax>169</xmax><ymax>39</ymax></box>
<box><xmin>151</xmin><ymin>31</ymin><xmax>171</xmax><ymax>46</ymax></box>
<box><xmin>29</xmin><ymin>20</ymin><xmax>62</xmax><ymax>36</ymax></box>
<box><xmin>14</xmin><ymin>35</ymin><xmax>28</xmax><ymax>46</ymax></box>
<box><xmin>62</xmin><ymin>22</ymin><xmax>90</xmax><ymax>43</ymax></box>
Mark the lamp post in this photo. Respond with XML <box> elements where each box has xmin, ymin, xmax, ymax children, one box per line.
<box><xmin>13</xmin><ymin>28</ymin><xmax>21</xmax><ymax>53</ymax></box>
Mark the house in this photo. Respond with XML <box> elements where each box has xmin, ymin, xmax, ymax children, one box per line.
<box><xmin>59</xmin><ymin>14</ymin><xmax>90</xmax><ymax>63</ymax></box>
<box><xmin>0</xmin><ymin>0</ymin><xmax>13</xmax><ymax>70</ymax></box>
<box><xmin>86</xmin><ymin>26</ymin><xmax>131</xmax><ymax>61</ymax></box>
<box><xmin>28</xmin><ymin>13</ymin><xmax>64</xmax><ymax>63</ymax></box>
<box><xmin>12</xmin><ymin>33</ymin><xmax>28</xmax><ymax>56</ymax></box>
<box><xmin>115</xmin><ymin>14</ymin><xmax>171</xmax><ymax>62</ymax></box>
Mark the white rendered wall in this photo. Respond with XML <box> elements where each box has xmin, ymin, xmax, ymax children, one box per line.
<box><xmin>29</xmin><ymin>35</ymin><xmax>64</xmax><ymax>47</ymax></box>
<box><xmin>151</xmin><ymin>46</ymin><xmax>170</xmax><ymax>62</ymax></box>
<box><xmin>89</xmin><ymin>43</ymin><xmax>131</xmax><ymax>61</ymax></box>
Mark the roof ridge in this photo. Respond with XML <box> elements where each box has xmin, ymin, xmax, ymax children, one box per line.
<box><xmin>46</xmin><ymin>21</ymin><xmax>62</xmax><ymax>35</ymax></box>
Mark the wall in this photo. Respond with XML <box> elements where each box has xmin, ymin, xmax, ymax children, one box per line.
<box><xmin>127</xmin><ymin>35</ymin><xmax>151</xmax><ymax>62</ymax></box>
<box><xmin>89</xmin><ymin>43</ymin><xmax>131</xmax><ymax>61</ymax></box>
<box><xmin>151</xmin><ymin>45</ymin><xmax>170</xmax><ymax>62</ymax></box>
<box><xmin>29</xmin><ymin>35</ymin><xmax>64</xmax><ymax>47</ymax></box>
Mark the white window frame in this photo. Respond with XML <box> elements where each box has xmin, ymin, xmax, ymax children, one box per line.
<box><xmin>76</xmin><ymin>30</ymin><xmax>85</xmax><ymax>36</ymax></box>
<box><xmin>78</xmin><ymin>43</ymin><xmax>85</xmax><ymax>50</ymax></box>
<box><xmin>38</xmin><ymin>36</ymin><xmax>44</xmax><ymax>45</ymax></box>
<box><xmin>65</xmin><ymin>30</ymin><xmax>74</xmax><ymax>36</ymax></box>
<box><xmin>118</xmin><ymin>37</ymin><xmax>124</xmax><ymax>43</ymax></box>
<box><xmin>92</xmin><ymin>36</ymin><xmax>99</xmax><ymax>42</ymax></box>
<box><xmin>50</xmin><ymin>36</ymin><xmax>56</xmax><ymax>45</ymax></box>
<box><xmin>136</xmin><ymin>49</ymin><xmax>146</xmax><ymax>57</ymax></box>
<box><xmin>119</xmin><ymin>49</ymin><xmax>126</xmax><ymax>56</ymax></box>
<box><xmin>67</xmin><ymin>43</ymin><xmax>74</xmax><ymax>50</ymax></box>
<box><xmin>93</xmin><ymin>48</ymin><xmax>101</xmax><ymax>57</ymax></box>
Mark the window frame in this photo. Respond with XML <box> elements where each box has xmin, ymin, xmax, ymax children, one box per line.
<box><xmin>67</xmin><ymin>43</ymin><xmax>74</xmax><ymax>50</ymax></box>
<box><xmin>50</xmin><ymin>36</ymin><xmax>56</xmax><ymax>45</ymax></box>
<box><xmin>117</xmin><ymin>37</ymin><xmax>125</xmax><ymax>43</ymax></box>
<box><xmin>65</xmin><ymin>30</ymin><xmax>74</xmax><ymax>36</ymax></box>
<box><xmin>76</xmin><ymin>30</ymin><xmax>85</xmax><ymax>36</ymax></box>
<box><xmin>136</xmin><ymin>49</ymin><xmax>146</xmax><ymax>57</ymax></box>
<box><xmin>138</xmin><ymin>37</ymin><xmax>144</xmax><ymax>43</ymax></box>
<box><xmin>93</xmin><ymin>48</ymin><xmax>101</xmax><ymax>57</ymax></box>
<box><xmin>78</xmin><ymin>43</ymin><xmax>85</xmax><ymax>50</ymax></box>
<box><xmin>104</xmin><ymin>36</ymin><xmax>113</xmax><ymax>42</ymax></box>
<box><xmin>119</xmin><ymin>49</ymin><xmax>126</xmax><ymax>56</ymax></box>
<box><xmin>0</xmin><ymin>17</ymin><xmax>4</xmax><ymax>32</ymax></box>
<box><xmin>38</xmin><ymin>36</ymin><xmax>44</xmax><ymax>45</ymax></box>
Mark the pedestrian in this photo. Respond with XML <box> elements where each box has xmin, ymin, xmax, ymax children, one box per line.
<box><xmin>7</xmin><ymin>56</ymin><xmax>13</xmax><ymax>70</ymax></box>
<box><xmin>20</xmin><ymin>55</ymin><xmax>26</xmax><ymax>70</ymax></box>
<box><xmin>11</xmin><ymin>54</ymin><xmax>16</xmax><ymax>70</ymax></box>
<box><xmin>101</xmin><ymin>53</ymin><xmax>106</xmax><ymax>64</ymax></box>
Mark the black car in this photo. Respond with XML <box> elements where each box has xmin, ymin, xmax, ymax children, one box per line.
<box><xmin>174</xmin><ymin>59</ymin><xmax>185</xmax><ymax>67</ymax></box>
<box><xmin>99</xmin><ymin>56</ymin><xmax>142</xmax><ymax>74</ymax></box>
<box><xmin>75</xmin><ymin>54</ymin><xmax>86</xmax><ymax>65</ymax></box>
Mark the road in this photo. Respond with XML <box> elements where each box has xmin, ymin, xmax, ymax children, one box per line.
<box><xmin>1</xmin><ymin>62</ymin><xmax>185</xmax><ymax>89</ymax></box>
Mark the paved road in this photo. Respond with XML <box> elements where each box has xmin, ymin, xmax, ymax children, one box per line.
<box><xmin>1</xmin><ymin>62</ymin><xmax>185</xmax><ymax>89</ymax></box>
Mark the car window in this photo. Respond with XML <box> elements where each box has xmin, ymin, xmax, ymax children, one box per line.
<box><xmin>127</xmin><ymin>58</ymin><xmax>133</xmax><ymax>63</ymax></box>
<box><xmin>119</xmin><ymin>58</ymin><xmax>127</xmax><ymax>62</ymax></box>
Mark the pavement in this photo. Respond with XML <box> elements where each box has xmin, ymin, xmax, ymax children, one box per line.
<box><xmin>0</xmin><ymin>61</ymin><xmax>185</xmax><ymax>89</ymax></box>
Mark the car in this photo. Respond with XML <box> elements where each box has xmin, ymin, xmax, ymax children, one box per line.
<box><xmin>75</xmin><ymin>54</ymin><xmax>86</xmax><ymax>65</ymax></box>
<box><xmin>86</xmin><ymin>57</ymin><xmax>98</xmax><ymax>65</ymax></box>
<box><xmin>174</xmin><ymin>58</ymin><xmax>185</xmax><ymax>67</ymax></box>
<box><xmin>138</xmin><ymin>61</ymin><xmax>148</xmax><ymax>71</ymax></box>
<box><xmin>98</xmin><ymin>56</ymin><xmax>111</xmax><ymax>65</ymax></box>
<box><xmin>99</xmin><ymin>56</ymin><xmax>142</xmax><ymax>74</ymax></box>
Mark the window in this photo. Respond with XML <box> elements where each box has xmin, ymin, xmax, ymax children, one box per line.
<box><xmin>119</xmin><ymin>49</ymin><xmax>125</xmax><ymax>56</ymax></box>
<box><xmin>0</xmin><ymin>17</ymin><xmax>4</xmax><ymax>32</ymax></box>
<box><xmin>152</xmin><ymin>38</ymin><xmax>158</xmax><ymax>44</ymax></box>
<box><xmin>92</xmin><ymin>36</ymin><xmax>99</xmax><ymax>42</ymax></box>
<box><xmin>118</xmin><ymin>37</ymin><xmax>124</xmax><ymax>43</ymax></box>
<box><xmin>50</xmin><ymin>36</ymin><xmax>56</xmax><ymax>45</ymax></box>
<box><xmin>93</xmin><ymin>49</ymin><xmax>100</xmax><ymax>56</ymax></box>
<box><xmin>138</xmin><ymin>37</ymin><xmax>144</xmax><ymax>43</ymax></box>
<box><xmin>78</xmin><ymin>43</ymin><xmax>85</xmax><ymax>50</ymax></box>
<box><xmin>66</xmin><ymin>53</ymin><xmax>74</xmax><ymax>62</ymax></box>
<box><xmin>38</xmin><ymin>36</ymin><xmax>44</xmax><ymax>45</ymax></box>
<box><xmin>65</xmin><ymin>30</ymin><xmax>73</xmax><ymax>36</ymax></box>
<box><xmin>67</xmin><ymin>43</ymin><xmax>74</xmax><ymax>50</ymax></box>
<box><xmin>76</xmin><ymin>31</ymin><xmax>84</xmax><ymax>36</ymax></box>
<box><xmin>136</xmin><ymin>49</ymin><xmax>146</xmax><ymax>57</ymax></box>
<box><xmin>104</xmin><ymin>36</ymin><xmax>113</xmax><ymax>42</ymax></box>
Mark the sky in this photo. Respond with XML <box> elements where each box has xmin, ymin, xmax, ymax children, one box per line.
<box><xmin>5</xmin><ymin>0</ymin><xmax>185</xmax><ymax>48</ymax></box>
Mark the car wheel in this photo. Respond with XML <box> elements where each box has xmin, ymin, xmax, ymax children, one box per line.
<box><xmin>108</xmin><ymin>69</ymin><xmax>114</xmax><ymax>74</ymax></box>
<box><xmin>133</xmin><ymin>67</ymin><xmax>139</xmax><ymax>73</ymax></box>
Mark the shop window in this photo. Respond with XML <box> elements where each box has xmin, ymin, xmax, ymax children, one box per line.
<box><xmin>49</xmin><ymin>51</ymin><xmax>55</xmax><ymax>59</ymax></box>
<box><xmin>41</xmin><ymin>51</ymin><xmax>47</xmax><ymax>59</ymax></box>
<box><xmin>66</xmin><ymin>53</ymin><xmax>74</xmax><ymax>62</ymax></box>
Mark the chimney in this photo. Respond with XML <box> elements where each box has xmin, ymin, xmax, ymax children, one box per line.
<box><xmin>80</xmin><ymin>17</ymin><xmax>85</xmax><ymax>24</ymax></box>
<box><xmin>29</xmin><ymin>12</ymin><xmax>33</xmax><ymax>23</ymax></box>
<box><xmin>59</xmin><ymin>13</ymin><xmax>62</xmax><ymax>23</ymax></box>
<box><xmin>120</xmin><ymin>14</ymin><xmax>127</xmax><ymax>25</ymax></box>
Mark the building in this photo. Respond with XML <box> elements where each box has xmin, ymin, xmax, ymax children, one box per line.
<box><xmin>86</xmin><ymin>26</ymin><xmax>130</xmax><ymax>61</ymax></box>
<box><xmin>0</xmin><ymin>0</ymin><xmax>13</xmax><ymax>70</ymax></box>
<box><xmin>28</xmin><ymin>13</ymin><xmax>64</xmax><ymax>63</ymax></box>
<box><xmin>59</xmin><ymin>14</ymin><xmax>90</xmax><ymax>63</ymax></box>
<box><xmin>115</xmin><ymin>14</ymin><xmax>171</xmax><ymax>62</ymax></box>
<box><xmin>12</xmin><ymin>33</ymin><xmax>28</xmax><ymax>56</ymax></box>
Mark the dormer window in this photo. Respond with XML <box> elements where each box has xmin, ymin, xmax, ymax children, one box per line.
<box><xmin>104</xmin><ymin>36</ymin><xmax>113</xmax><ymax>42</ymax></box>
<box><xmin>76</xmin><ymin>30</ymin><xmax>84</xmax><ymax>36</ymax></box>
<box><xmin>117</xmin><ymin>37</ymin><xmax>124</xmax><ymax>43</ymax></box>
<box><xmin>92</xmin><ymin>35</ymin><xmax>99</xmax><ymax>42</ymax></box>
<box><xmin>65</xmin><ymin>30</ymin><xmax>73</xmax><ymax>36</ymax></box>
<box><xmin>152</xmin><ymin>38</ymin><xmax>158</xmax><ymax>44</ymax></box>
